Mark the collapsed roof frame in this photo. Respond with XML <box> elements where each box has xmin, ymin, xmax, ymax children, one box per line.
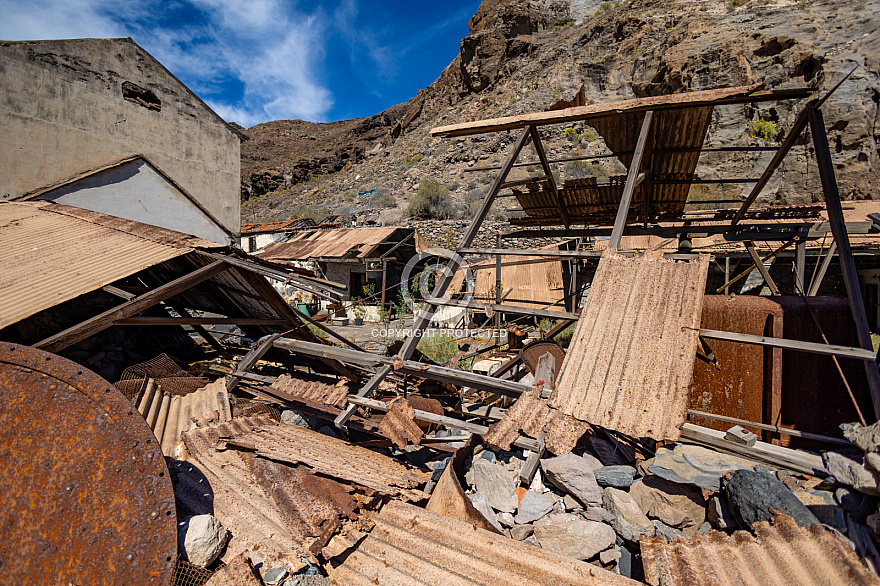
<box><xmin>331</xmin><ymin>83</ymin><xmax>880</xmax><ymax>430</ymax></box>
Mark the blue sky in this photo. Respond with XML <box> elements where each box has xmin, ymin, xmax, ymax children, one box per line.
<box><xmin>0</xmin><ymin>0</ymin><xmax>480</xmax><ymax>127</ymax></box>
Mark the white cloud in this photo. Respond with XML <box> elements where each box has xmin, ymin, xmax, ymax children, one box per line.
<box><xmin>0</xmin><ymin>0</ymin><xmax>336</xmax><ymax>125</ymax></box>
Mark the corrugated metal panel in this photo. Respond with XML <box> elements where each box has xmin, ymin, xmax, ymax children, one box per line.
<box><xmin>241</xmin><ymin>218</ymin><xmax>316</xmax><ymax>234</ymax></box>
<box><xmin>0</xmin><ymin>201</ymin><xmax>189</xmax><ymax>329</ymax></box>
<box><xmin>259</xmin><ymin>227</ymin><xmax>403</xmax><ymax>260</ymax></box>
<box><xmin>328</xmin><ymin>500</ymin><xmax>641</xmax><ymax>586</ymax></box>
<box><xmin>550</xmin><ymin>250</ymin><xmax>709</xmax><ymax>441</ymax></box>
<box><xmin>378</xmin><ymin>397</ymin><xmax>424</xmax><ymax>449</ymax></box>
<box><xmin>209</xmin><ymin>417</ymin><xmax>430</xmax><ymax>501</ymax></box>
<box><xmin>640</xmin><ymin>512</ymin><xmax>878</xmax><ymax>586</ymax></box>
<box><xmin>179</xmin><ymin>415</ymin><xmax>333</xmax><ymax>565</ymax></box>
<box><xmin>270</xmin><ymin>372</ymin><xmax>352</xmax><ymax>408</ymax></box>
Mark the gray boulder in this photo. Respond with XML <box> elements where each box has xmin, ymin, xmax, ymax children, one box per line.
<box><xmin>723</xmin><ymin>469</ymin><xmax>820</xmax><ymax>530</ymax></box>
<box><xmin>541</xmin><ymin>453</ymin><xmax>603</xmax><ymax>507</ymax></box>
<box><xmin>594</xmin><ymin>465</ymin><xmax>637</xmax><ymax>488</ymax></box>
<box><xmin>603</xmin><ymin>487</ymin><xmax>655</xmax><ymax>542</ymax></box>
<box><xmin>533</xmin><ymin>513</ymin><xmax>616</xmax><ymax>560</ymax></box>
<box><xmin>822</xmin><ymin>451</ymin><xmax>880</xmax><ymax>495</ymax></box>
<box><xmin>516</xmin><ymin>490</ymin><xmax>556</xmax><ymax>524</ymax></box>
<box><xmin>650</xmin><ymin>444</ymin><xmax>751</xmax><ymax>492</ymax></box>
<box><xmin>473</xmin><ymin>458</ymin><xmax>518</xmax><ymax>512</ymax></box>
<box><xmin>468</xmin><ymin>492</ymin><xmax>505</xmax><ymax>533</ymax></box>
<box><xmin>629</xmin><ymin>475</ymin><xmax>706</xmax><ymax>535</ymax></box>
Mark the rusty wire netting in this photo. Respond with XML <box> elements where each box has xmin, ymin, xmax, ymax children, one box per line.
<box><xmin>114</xmin><ymin>354</ymin><xmax>209</xmax><ymax>402</ymax></box>
<box><xmin>172</xmin><ymin>555</ymin><xmax>221</xmax><ymax>586</ymax></box>
<box><xmin>233</xmin><ymin>398</ymin><xmax>282</xmax><ymax>421</ymax></box>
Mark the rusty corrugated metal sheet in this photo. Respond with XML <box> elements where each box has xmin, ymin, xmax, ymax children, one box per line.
<box><xmin>0</xmin><ymin>201</ymin><xmax>189</xmax><ymax>329</ymax></box>
<box><xmin>241</xmin><ymin>218</ymin><xmax>316</xmax><ymax>234</ymax></box>
<box><xmin>640</xmin><ymin>513</ymin><xmax>878</xmax><ymax>586</ymax></box>
<box><xmin>0</xmin><ymin>344</ymin><xmax>176</xmax><ymax>585</ymax></box>
<box><xmin>378</xmin><ymin>397</ymin><xmax>425</xmax><ymax>449</ymax></box>
<box><xmin>258</xmin><ymin>227</ymin><xmax>403</xmax><ymax>260</ymax></box>
<box><xmin>205</xmin><ymin>416</ymin><xmax>430</xmax><ymax>501</ymax></box>
<box><xmin>180</xmin><ymin>415</ymin><xmax>365</xmax><ymax>565</ymax></box>
<box><xmin>551</xmin><ymin>250</ymin><xmax>709</xmax><ymax>441</ymax></box>
<box><xmin>270</xmin><ymin>372</ymin><xmax>352</xmax><ymax>408</ymax></box>
<box><xmin>484</xmin><ymin>387</ymin><xmax>549</xmax><ymax>451</ymax></box>
<box><xmin>328</xmin><ymin>500</ymin><xmax>641</xmax><ymax>586</ymax></box>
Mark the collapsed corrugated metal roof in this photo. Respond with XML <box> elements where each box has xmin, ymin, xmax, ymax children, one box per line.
<box><xmin>327</xmin><ymin>500</ymin><xmax>640</xmax><ymax>586</ymax></box>
<box><xmin>259</xmin><ymin>227</ymin><xmax>409</xmax><ymax>261</ymax></box>
<box><xmin>551</xmin><ymin>250</ymin><xmax>709</xmax><ymax>441</ymax></box>
<box><xmin>270</xmin><ymin>372</ymin><xmax>352</xmax><ymax>409</ymax></box>
<box><xmin>0</xmin><ymin>201</ymin><xmax>203</xmax><ymax>329</ymax></box>
<box><xmin>640</xmin><ymin>513</ymin><xmax>879</xmax><ymax>586</ymax></box>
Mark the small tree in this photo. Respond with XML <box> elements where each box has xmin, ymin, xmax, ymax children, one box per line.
<box><xmin>406</xmin><ymin>179</ymin><xmax>458</xmax><ymax>220</ymax></box>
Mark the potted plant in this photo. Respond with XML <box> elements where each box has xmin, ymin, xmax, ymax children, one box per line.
<box><xmin>352</xmin><ymin>302</ymin><xmax>366</xmax><ymax>326</ymax></box>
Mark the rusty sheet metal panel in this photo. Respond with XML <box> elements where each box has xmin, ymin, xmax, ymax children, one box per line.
<box><xmin>378</xmin><ymin>397</ymin><xmax>424</xmax><ymax>449</ymax></box>
<box><xmin>329</xmin><ymin>500</ymin><xmax>641</xmax><ymax>586</ymax></box>
<box><xmin>485</xmin><ymin>387</ymin><xmax>550</xmax><ymax>451</ymax></box>
<box><xmin>640</xmin><ymin>513</ymin><xmax>878</xmax><ymax>586</ymax></box>
<box><xmin>210</xmin><ymin>417</ymin><xmax>430</xmax><ymax>501</ymax></box>
<box><xmin>270</xmin><ymin>372</ymin><xmax>352</xmax><ymax>408</ymax></box>
<box><xmin>0</xmin><ymin>201</ymin><xmax>188</xmax><ymax>329</ymax></box>
<box><xmin>180</xmin><ymin>415</ymin><xmax>346</xmax><ymax>564</ymax></box>
<box><xmin>0</xmin><ymin>344</ymin><xmax>176</xmax><ymax>585</ymax></box>
<box><xmin>551</xmin><ymin>250</ymin><xmax>709</xmax><ymax>441</ymax></box>
<box><xmin>689</xmin><ymin>296</ymin><xmax>783</xmax><ymax>441</ymax></box>
<box><xmin>770</xmin><ymin>296</ymin><xmax>874</xmax><ymax>447</ymax></box>
<box><xmin>259</xmin><ymin>226</ymin><xmax>402</xmax><ymax>260</ymax></box>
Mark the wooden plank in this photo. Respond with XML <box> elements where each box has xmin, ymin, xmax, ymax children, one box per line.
<box><xmin>202</xmin><ymin>251</ymin><xmax>346</xmax><ymax>297</ymax></box>
<box><xmin>679</xmin><ymin>423</ymin><xmax>827</xmax><ymax>476</ymax></box>
<box><xmin>431</xmin><ymin>85</ymin><xmax>813</xmax><ymax>138</ymax></box>
<box><xmin>809</xmin><ymin>106</ymin><xmax>880</xmax><ymax>418</ymax></box>
<box><xmin>34</xmin><ymin>260</ymin><xmax>228</xmax><ymax>353</ymax></box>
<box><xmin>610</xmin><ymin>111</ymin><xmax>653</xmax><ymax>248</ymax></box>
<box><xmin>226</xmin><ymin>333</ymin><xmax>281</xmax><ymax>392</ymax></box>
<box><xmin>346</xmin><ymin>395</ymin><xmax>541</xmax><ymax>452</ymax></box>
<box><xmin>731</xmin><ymin>106</ymin><xmax>811</xmax><ymax>225</ymax></box>
<box><xmin>699</xmin><ymin>328</ymin><xmax>876</xmax><ymax>360</ymax></box>
<box><xmin>795</xmin><ymin>240</ymin><xmax>806</xmax><ymax>294</ymax></box>
<box><xmin>114</xmin><ymin>317</ymin><xmax>287</xmax><ymax>326</ymax></box>
<box><xmin>744</xmin><ymin>241</ymin><xmax>780</xmax><ymax>295</ymax></box>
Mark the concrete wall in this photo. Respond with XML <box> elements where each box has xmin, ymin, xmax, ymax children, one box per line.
<box><xmin>0</xmin><ymin>38</ymin><xmax>241</xmax><ymax>234</ymax></box>
<box><xmin>35</xmin><ymin>158</ymin><xmax>232</xmax><ymax>244</ymax></box>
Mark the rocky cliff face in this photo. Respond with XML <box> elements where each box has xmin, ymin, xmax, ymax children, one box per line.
<box><xmin>241</xmin><ymin>0</ymin><xmax>879</xmax><ymax>231</ymax></box>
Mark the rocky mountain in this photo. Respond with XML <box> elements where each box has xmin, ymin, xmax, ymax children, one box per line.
<box><xmin>240</xmin><ymin>0</ymin><xmax>879</xmax><ymax>232</ymax></box>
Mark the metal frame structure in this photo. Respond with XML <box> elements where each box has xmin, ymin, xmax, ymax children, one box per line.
<box><xmin>327</xmin><ymin>84</ymin><xmax>880</xmax><ymax>428</ymax></box>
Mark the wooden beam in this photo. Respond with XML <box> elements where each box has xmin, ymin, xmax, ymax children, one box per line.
<box><xmin>114</xmin><ymin>316</ymin><xmax>287</xmax><ymax>326</ymax></box>
<box><xmin>226</xmin><ymin>333</ymin><xmax>281</xmax><ymax>392</ymax></box>
<box><xmin>714</xmin><ymin>239</ymin><xmax>796</xmax><ymax>294</ymax></box>
<box><xmin>745</xmin><ymin>241</ymin><xmax>780</xmax><ymax>295</ymax></box>
<box><xmin>795</xmin><ymin>240</ymin><xmax>807</xmax><ymax>294</ymax></box>
<box><xmin>273</xmin><ymin>338</ymin><xmax>532</xmax><ymax>398</ymax></box>
<box><xmin>686</xmin><ymin>409</ymin><xmax>852</xmax><ymax>446</ymax></box>
<box><xmin>808</xmin><ymin>241</ymin><xmax>837</xmax><ymax>296</ymax></box>
<box><xmin>427</xmin><ymin>297</ymin><xmax>580</xmax><ymax>321</ymax></box>
<box><xmin>346</xmin><ymin>396</ymin><xmax>541</xmax><ymax>452</ymax></box>
<box><xmin>609</xmin><ymin>111</ymin><xmax>653</xmax><ymax>248</ymax></box>
<box><xmin>699</xmin><ymin>328</ymin><xmax>876</xmax><ymax>360</ymax></box>
<box><xmin>529</xmin><ymin>125</ymin><xmax>569</xmax><ymax>228</ymax></box>
<box><xmin>731</xmin><ymin>106</ymin><xmax>811</xmax><ymax>225</ymax></box>
<box><xmin>809</xmin><ymin>105</ymin><xmax>880</xmax><ymax>419</ymax></box>
<box><xmin>34</xmin><ymin>260</ymin><xmax>228</xmax><ymax>353</ymax></box>
<box><xmin>202</xmin><ymin>251</ymin><xmax>346</xmax><ymax>299</ymax></box>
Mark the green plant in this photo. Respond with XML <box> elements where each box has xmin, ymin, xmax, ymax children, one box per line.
<box><xmin>307</xmin><ymin>324</ymin><xmax>328</xmax><ymax>339</ymax></box>
<box><xmin>595</xmin><ymin>1</ymin><xmax>618</xmax><ymax>16</ymax></box>
<box><xmin>748</xmin><ymin>117</ymin><xmax>778</xmax><ymax>141</ymax></box>
<box><xmin>371</xmin><ymin>189</ymin><xmax>397</xmax><ymax>208</ymax></box>
<box><xmin>403</xmin><ymin>153</ymin><xmax>422</xmax><ymax>167</ymax></box>
<box><xmin>565</xmin><ymin>127</ymin><xmax>578</xmax><ymax>141</ymax></box>
<box><xmin>565</xmin><ymin>161</ymin><xmax>612</xmax><ymax>180</ymax></box>
<box><xmin>417</xmin><ymin>333</ymin><xmax>459</xmax><ymax>365</ymax></box>
<box><xmin>580</xmin><ymin>130</ymin><xmax>597</xmax><ymax>142</ymax></box>
<box><xmin>727</xmin><ymin>0</ymin><xmax>748</xmax><ymax>10</ymax></box>
<box><xmin>406</xmin><ymin>179</ymin><xmax>458</xmax><ymax>220</ymax></box>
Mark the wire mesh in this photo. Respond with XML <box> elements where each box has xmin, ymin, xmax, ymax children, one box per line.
<box><xmin>115</xmin><ymin>354</ymin><xmax>210</xmax><ymax>401</ymax></box>
<box><xmin>172</xmin><ymin>555</ymin><xmax>220</xmax><ymax>586</ymax></box>
<box><xmin>233</xmin><ymin>399</ymin><xmax>281</xmax><ymax>421</ymax></box>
